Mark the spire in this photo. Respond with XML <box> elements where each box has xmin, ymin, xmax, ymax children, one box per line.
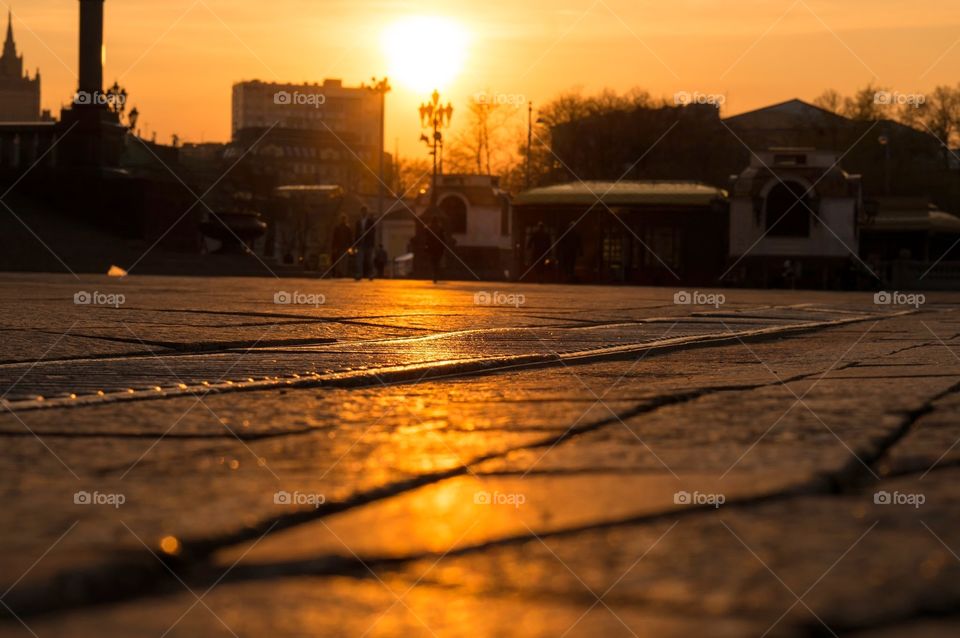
<box><xmin>3</xmin><ymin>9</ymin><xmax>16</xmax><ymax>59</ymax></box>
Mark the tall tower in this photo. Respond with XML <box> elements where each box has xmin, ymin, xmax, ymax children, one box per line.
<box><xmin>57</xmin><ymin>0</ymin><xmax>124</xmax><ymax>168</ymax></box>
<box><xmin>0</xmin><ymin>11</ymin><xmax>22</xmax><ymax>77</ymax></box>
<box><xmin>0</xmin><ymin>10</ymin><xmax>41</xmax><ymax>122</ymax></box>
<box><xmin>77</xmin><ymin>0</ymin><xmax>104</xmax><ymax>97</ymax></box>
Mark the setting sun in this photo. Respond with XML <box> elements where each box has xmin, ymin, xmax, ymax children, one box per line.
<box><xmin>382</xmin><ymin>16</ymin><xmax>469</xmax><ymax>93</ymax></box>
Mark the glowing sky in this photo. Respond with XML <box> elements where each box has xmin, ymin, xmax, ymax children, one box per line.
<box><xmin>10</xmin><ymin>0</ymin><xmax>960</xmax><ymax>156</ymax></box>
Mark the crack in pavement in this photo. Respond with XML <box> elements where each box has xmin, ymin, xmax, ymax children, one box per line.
<box><xmin>0</xmin><ymin>346</ymin><xmax>902</xmax><ymax>619</ymax></box>
<box><xmin>1</xmin><ymin>309</ymin><xmax>946</xmax><ymax>626</ymax></box>
<box><xmin>0</xmin><ymin>311</ymin><xmax>905</xmax><ymax>412</ymax></box>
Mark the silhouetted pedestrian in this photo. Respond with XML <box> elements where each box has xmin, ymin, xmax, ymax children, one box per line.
<box><xmin>374</xmin><ymin>244</ymin><xmax>388</xmax><ymax>278</ymax></box>
<box><xmin>354</xmin><ymin>207</ymin><xmax>376</xmax><ymax>280</ymax></box>
<box><xmin>781</xmin><ymin>259</ymin><xmax>801</xmax><ymax>289</ymax></box>
<box><xmin>527</xmin><ymin>221</ymin><xmax>552</xmax><ymax>283</ymax></box>
<box><xmin>330</xmin><ymin>214</ymin><xmax>353</xmax><ymax>278</ymax></box>
<box><xmin>425</xmin><ymin>215</ymin><xmax>447</xmax><ymax>283</ymax></box>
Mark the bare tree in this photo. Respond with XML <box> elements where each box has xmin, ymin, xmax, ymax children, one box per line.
<box><xmin>900</xmin><ymin>84</ymin><xmax>960</xmax><ymax>149</ymax></box>
<box><xmin>394</xmin><ymin>156</ymin><xmax>432</xmax><ymax>198</ymax></box>
<box><xmin>446</xmin><ymin>92</ymin><xmax>522</xmax><ymax>175</ymax></box>
<box><xmin>813</xmin><ymin>89</ymin><xmax>844</xmax><ymax>114</ymax></box>
<box><xmin>841</xmin><ymin>83</ymin><xmax>889</xmax><ymax>121</ymax></box>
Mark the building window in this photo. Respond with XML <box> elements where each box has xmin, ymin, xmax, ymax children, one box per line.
<box><xmin>640</xmin><ymin>226</ymin><xmax>682</xmax><ymax>269</ymax></box>
<box><xmin>773</xmin><ymin>153</ymin><xmax>807</xmax><ymax>166</ymax></box>
<box><xmin>439</xmin><ymin>196</ymin><xmax>468</xmax><ymax>234</ymax></box>
<box><xmin>765</xmin><ymin>181</ymin><xmax>812</xmax><ymax>237</ymax></box>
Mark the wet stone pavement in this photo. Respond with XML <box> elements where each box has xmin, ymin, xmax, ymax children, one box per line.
<box><xmin>1</xmin><ymin>273</ymin><xmax>959</xmax><ymax>637</ymax></box>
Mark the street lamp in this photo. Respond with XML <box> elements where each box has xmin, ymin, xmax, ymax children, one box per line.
<box><xmin>369</xmin><ymin>77</ymin><xmax>391</xmax><ymax>219</ymax></box>
<box><xmin>419</xmin><ymin>89</ymin><xmax>453</xmax><ymax>206</ymax></box>
<box><xmin>128</xmin><ymin>106</ymin><xmax>139</xmax><ymax>134</ymax></box>
<box><xmin>105</xmin><ymin>80</ymin><xmax>127</xmax><ymax>120</ymax></box>
<box><xmin>878</xmin><ymin>133</ymin><xmax>891</xmax><ymax>195</ymax></box>
<box><xmin>526</xmin><ymin>104</ymin><xmax>547</xmax><ymax>190</ymax></box>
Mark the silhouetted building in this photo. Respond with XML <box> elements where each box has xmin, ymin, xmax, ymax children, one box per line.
<box><xmin>433</xmin><ymin>174</ymin><xmax>512</xmax><ymax>278</ymax></box>
<box><xmin>0</xmin><ymin>11</ymin><xmax>41</xmax><ymax>122</ymax></box>
<box><xmin>377</xmin><ymin>174</ymin><xmax>512</xmax><ymax>280</ymax></box>
<box><xmin>512</xmin><ymin>181</ymin><xmax>729</xmax><ymax>285</ymax></box>
<box><xmin>547</xmin><ymin>103</ymin><xmax>737</xmax><ymax>187</ymax></box>
<box><xmin>539</xmin><ymin>97</ymin><xmax>960</xmax><ymax>289</ymax></box>
<box><xmin>547</xmin><ymin>98</ymin><xmax>958</xmax><ymax>216</ymax></box>
<box><xmin>724</xmin><ymin>99</ymin><xmax>958</xmax><ymax>214</ymax></box>
<box><xmin>861</xmin><ymin>198</ymin><xmax>960</xmax><ymax>290</ymax></box>
<box><xmin>232</xmin><ymin>79</ymin><xmax>380</xmax><ymax>141</ymax></box>
<box><xmin>231</xmin><ymin>79</ymin><xmax>389</xmax><ymax>194</ymax></box>
<box><xmin>232</xmin><ymin>126</ymin><xmax>369</xmax><ymax>188</ymax></box>
<box><xmin>728</xmin><ymin>148</ymin><xmax>862</xmax><ymax>288</ymax></box>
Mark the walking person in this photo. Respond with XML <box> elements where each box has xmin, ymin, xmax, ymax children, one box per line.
<box><xmin>374</xmin><ymin>244</ymin><xmax>388</xmax><ymax>278</ymax></box>
<box><xmin>354</xmin><ymin>207</ymin><xmax>376</xmax><ymax>280</ymax></box>
<box><xmin>330</xmin><ymin>214</ymin><xmax>353</xmax><ymax>278</ymax></box>
<box><xmin>425</xmin><ymin>214</ymin><xmax>447</xmax><ymax>283</ymax></box>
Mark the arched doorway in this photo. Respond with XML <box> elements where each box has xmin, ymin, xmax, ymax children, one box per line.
<box><xmin>438</xmin><ymin>196</ymin><xmax>467</xmax><ymax>234</ymax></box>
<box><xmin>765</xmin><ymin>181</ymin><xmax>812</xmax><ymax>237</ymax></box>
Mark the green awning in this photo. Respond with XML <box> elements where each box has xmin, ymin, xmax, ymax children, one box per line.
<box><xmin>514</xmin><ymin>181</ymin><xmax>727</xmax><ymax>208</ymax></box>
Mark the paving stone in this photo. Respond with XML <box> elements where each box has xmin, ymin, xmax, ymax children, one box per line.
<box><xmin>0</xmin><ymin>275</ymin><xmax>957</xmax><ymax>636</ymax></box>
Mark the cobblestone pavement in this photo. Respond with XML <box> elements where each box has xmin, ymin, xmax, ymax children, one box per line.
<box><xmin>1</xmin><ymin>273</ymin><xmax>959</xmax><ymax>637</ymax></box>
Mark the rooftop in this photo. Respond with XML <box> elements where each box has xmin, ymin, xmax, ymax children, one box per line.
<box><xmin>865</xmin><ymin>199</ymin><xmax>960</xmax><ymax>233</ymax></box>
<box><xmin>513</xmin><ymin>180</ymin><xmax>727</xmax><ymax>207</ymax></box>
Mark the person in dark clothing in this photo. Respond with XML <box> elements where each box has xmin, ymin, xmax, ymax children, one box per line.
<box><xmin>556</xmin><ymin>222</ymin><xmax>580</xmax><ymax>283</ymax></box>
<box><xmin>425</xmin><ymin>214</ymin><xmax>447</xmax><ymax>283</ymax></box>
<box><xmin>527</xmin><ymin>221</ymin><xmax>552</xmax><ymax>283</ymax></box>
<box><xmin>374</xmin><ymin>244</ymin><xmax>388</xmax><ymax>278</ymax></box>
<box><xmin>354</xmin><ymin>207</ymin><xmax>376</xmax><ymax>280</ymax></box>
<box><xmin>330</xmin><ymin>214</ymin><xmax>353</xmax><ymax>278</ymax></box>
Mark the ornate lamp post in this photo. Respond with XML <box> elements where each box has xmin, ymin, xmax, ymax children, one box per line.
<box><xmin>526</xmin><ymin>101</ymin><xmax>532</xmax><ymax>190</ymax></box>
<box><xmin>878</xmin><ymin>133</ymin><xmax>891</xmax><ymax>196</ymax></box>
<box><xmin>369</xmin><ymin>77</ymin><xmax>391</xmax><ymax>219</ymax></box>
<box><xmin>105</xmin><ymin>80</ymin><xmax>127</xmax><ymax>123</ymax></box>
<box><xmin>419</xmin><ymin>89</ymin><xmax>453</xmax><ymax>206</ymax></box>
<box><xmin>128</xmin><ymin>106</ymin><xmax>139</xmax><ymax>134</ymax></box>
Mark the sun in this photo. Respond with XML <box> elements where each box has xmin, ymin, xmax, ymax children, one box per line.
<box><xmin>383</xmin><ymin>16</ymin><xmax>469</xmax><ymax>93</ymax></box>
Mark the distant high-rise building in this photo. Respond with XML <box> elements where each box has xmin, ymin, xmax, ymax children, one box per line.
<box><xmin>0</xmin><ymin>11</ymin><xmax>40</xmax><ymax>122</ymax></box>
<box><xmin>231</xmin><ymin>79</ymin><xmax>388</xmax><ymax>193</ymax></box>
<box><xmin>232</xmin><ymin>79</ymin><xmax>380</xmax><ymax>144</ymax></box>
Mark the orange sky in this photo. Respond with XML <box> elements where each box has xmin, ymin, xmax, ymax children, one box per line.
<box><xmin>9</xmin><ymin>0</ymin><xmax>960</xmax><ymax>156</ymax></box>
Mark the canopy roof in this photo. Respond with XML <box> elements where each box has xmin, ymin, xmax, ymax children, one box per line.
<box><xmin>865</xmin><ymin>210</ymin><xmax>960</xmax><ymax>234</ymax></box>
<box><xmin>864</xmin><ymin>198</ymin><xmax>960</xmax><ymax>234</ymax></box>
<box><xmin>514</xmin><ymin>181</ymin><xmax>727</xmax><ymax>208</ymax></box>
<box><xmin>274</xmin><ymin>185</ymin><xmax>342</xmax><ymax>194</ymax></box>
